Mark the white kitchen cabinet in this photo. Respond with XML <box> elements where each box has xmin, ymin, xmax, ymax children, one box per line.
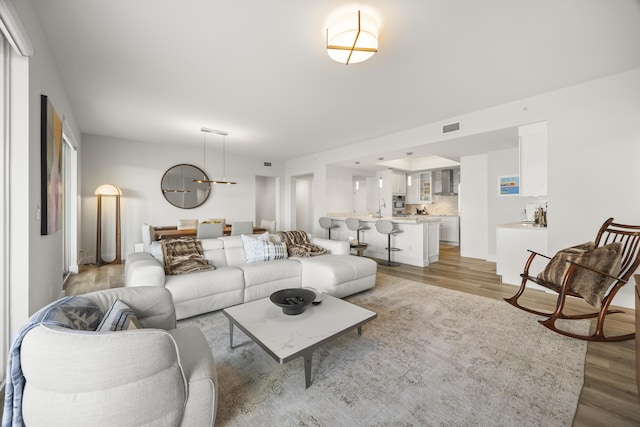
<box><xmin>406</xmin><ymin>172</ymin><xmax>420</xmax><ymax>203</ymax></box>
<box><xmin>431</xmin><ymin>215</ymin><xmax>459</xmax><ymax>244</ymax></box>
<box><xmin>419</xmin><ymin>172</ymin><xmax>432</xmax><ymax>202</ymax></box>
<box><xmin>519</xmin><ymin>122</ymin><xmax>547</xmax><ymax>197</ymax></box>
<box><xmin>496</xmin><ymin>223</ymin><xmax>548</xmax><ymax>291</ymax></box>
<box><xmin>440</xmin><ymin>216</ymin><xmax>459</xmax><ymax>244</ymax></box>
<box><xmin>392</xmin><ymin>171</ymin><xmax>407</xmax><ymax>194</ymax></box>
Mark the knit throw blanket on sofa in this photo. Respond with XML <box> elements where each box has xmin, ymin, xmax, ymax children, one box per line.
<box><xmin>276</xmin><ymin>231</ymin><xmax>327</xmax><ymax>257</ymax></box>
<box><xmin>161</xmin><ymin>238</ymin><xmax>212</xmax><ymax>275</ymax></box>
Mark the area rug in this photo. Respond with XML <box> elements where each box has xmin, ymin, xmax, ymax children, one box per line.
<box><xmin>178</xmin><ymin>273</ymin><xmax>588</xmax><ymax>426</ymax></box>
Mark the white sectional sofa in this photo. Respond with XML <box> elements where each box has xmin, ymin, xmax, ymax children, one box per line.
<box><xmin>125</xmin><ymin>234</ymin><xmax>377</xmax><ymax>320</ymax></box>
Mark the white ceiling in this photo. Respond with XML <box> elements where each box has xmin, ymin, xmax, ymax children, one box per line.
<box><xmin>31</xmin><ymin>0</ymin><xmax>640</xmax><ymax>168</ymax></box>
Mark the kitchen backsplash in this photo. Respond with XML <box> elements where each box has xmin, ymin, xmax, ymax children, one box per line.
<box><xmin>407</xmin><ymin>195</ymin><xmax>459</xmax><ymax>215</ymax></box>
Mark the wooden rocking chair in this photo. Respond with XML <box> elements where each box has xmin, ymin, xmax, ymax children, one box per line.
<box><xmin>504</xmin><ymin>218</ymin><xmax>640</xmax><ymax>342</ymax></box>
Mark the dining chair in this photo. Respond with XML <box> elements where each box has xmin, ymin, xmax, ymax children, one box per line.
<box><xmin>197</xmin><ymin>222</ymin><xmax>224</xmax><ymax>239</ymax></box>
<box><xmin>231</xmin><ymin>221</ymin><xmax>253</xmax><ymax>235</ymax></box>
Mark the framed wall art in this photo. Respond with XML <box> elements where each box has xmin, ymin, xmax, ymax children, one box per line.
<box><xmin>498</xmin><ymin>175</ymin><xmax>520</xmax><ymax>196</ymax></box>
<box><xmin>40</xmin><ymin>95</ymin><xmax>63</xmax><ymax>235</ymax></box>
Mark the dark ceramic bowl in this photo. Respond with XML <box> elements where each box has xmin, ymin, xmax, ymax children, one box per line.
<box><xmin>270</xmin><ymin>288</ymin><xmax>316</xmax><ymax>315</ymax></box>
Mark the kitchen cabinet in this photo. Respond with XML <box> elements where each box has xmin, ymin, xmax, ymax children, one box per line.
<box><xmin>519</xmin><ymin>122</ymin><xmax>547</xmax><ymax>197</ymax></box>
<box><xmin>430</xmin><ymin>215</ymin><xmax>459</xmax><ymax>244</ymax></box>
<box><xmin>496</xmin><ymin>223</ymin><xmax>548</xmax><ymax>291</ymax></box>
<box><xmin>419</xmin><ymin>172</ymin><xmax>432</xmax><ymax>202</ymax></box>
<box><xmin>392</xmin><ymin>171</ymin><xmax>406</xmax><ymax>194</ymax></box>
<box><xmin>440</xmin><ymin>216</ymin><xmax>459</xmax><ymax>244</ymax></box>
<box><xmin>406</xmin><ymin>172</ymin><xmax>420</xmax><ymax>203</ymax></box>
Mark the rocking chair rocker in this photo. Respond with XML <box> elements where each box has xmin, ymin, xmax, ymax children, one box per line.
<box><xmin>504</xmin><ymin>217</ymin><xmax>640</xmax><ymax>342</ymax></box>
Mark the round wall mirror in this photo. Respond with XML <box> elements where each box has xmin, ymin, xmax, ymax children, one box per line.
<box><xmin>161</xmin><ymin>164</ymin><xmax>210</xmax><ymax>209</ymax></box>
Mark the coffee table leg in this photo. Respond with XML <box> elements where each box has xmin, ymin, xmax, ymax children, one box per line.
<box><xmin>303</xmin><ymin>351</ymin><xmax>313</xmax><ymax>388</ymax></box>
<box><xmin>357</xmin><ymin>325</ymin><xmax>363</xmax><ymax>335</ymax></box>
<box><xmin>229</xmin><ymin>322</ymin><xmax>235</xmax><ymax>349</ymax></box>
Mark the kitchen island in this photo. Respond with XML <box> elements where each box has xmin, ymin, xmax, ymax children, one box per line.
<box><xmin>326</xmin><ymin>216</ymin><xmax>441</xmax><ymax>267</ymax></box>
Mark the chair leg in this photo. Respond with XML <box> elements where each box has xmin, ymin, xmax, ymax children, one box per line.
<box><xmin>504</xmin><ymin>275</ymin><xmax>556</xmax><ymax>317</ymax></box>
<box><xmin>539</xmin><ymin>292</ymin><xmax>635</xmax><ymax>342</ymax></box>
<box><xmin>378</xmin><ymin>234</ymin><xmax>400</xmax><ymax>267</ymax></box>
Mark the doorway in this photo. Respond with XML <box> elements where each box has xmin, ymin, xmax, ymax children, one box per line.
<box><xmin>294</xmin><ymin>174</ymin><xmax>313</xmax><ymax>233</ymax></box>
<box><xmin>255</xmin><ymin>175</ymin><xmax>278</xmax><ymax>231</ymax></box>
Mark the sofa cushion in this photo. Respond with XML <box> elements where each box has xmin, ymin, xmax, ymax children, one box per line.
<box><xmin>165</xmin><ymin>267</ymin><xmax>245</xmax><ymax>306</ymax></box>
<box><xmin>96</xmin><ymin>299</ymin><xmax>141</xmax><ymax>332</ymax></box>
<box><xmin>218</xmin><ymin>236</ymin><xmax>247</xmax><ymax>266</ymax></box>
<box><xmin>200</xmin><ymin>238</ymin><xmax>227</xmax><ymax>268</ymax></box>
<box><xmin>235</xmin><ymin>259</ymin><xmax>302</xmax><ymax>302</ymax></box>
<box><xmin>297</xmin><ymin>255</ymin><xmax>377</xmax><ymax>298</ymax></box>
<box><xmin>161</xmin><ymin>238</ymin><xmax>212</xmax><ymax>275</ymax></box>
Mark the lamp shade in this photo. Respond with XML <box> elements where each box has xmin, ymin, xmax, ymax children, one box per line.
<box><xmin>95</xmin><ymin>184</ymin><xmax>122</xmax><ymax>196</ymax></box>
<box><xmin>327</xmin><ymin>10</ymin><xmax>378</xmax><ymax>65</ymax></box>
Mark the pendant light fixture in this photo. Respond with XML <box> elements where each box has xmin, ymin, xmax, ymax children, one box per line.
<box><xmin>193</xmin><ymin>127</ymin><xmax>237</xmax><ymax>185</ymax></box>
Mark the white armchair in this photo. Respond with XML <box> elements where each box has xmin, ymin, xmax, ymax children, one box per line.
<box><xmin>17</xmin><ymin>287</ymin><xmax>217</xmax><ymax>427</ymax></box>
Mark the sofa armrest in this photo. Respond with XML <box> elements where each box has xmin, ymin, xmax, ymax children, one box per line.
<box><xmin>21</xmin><ymin>326</ymin><xmax>187</xmax><ymax>426</ymax></box>
<box><xmin>310</xmin><ymin>237</ymin><xmax>350</xmax><ymax>255</ymax></box>
<box><xmin>125</xmin><ymin>252</ymin><xmax>166</xmax><ymax>287</ymax></box>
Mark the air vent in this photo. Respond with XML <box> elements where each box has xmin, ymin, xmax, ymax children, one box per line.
<box><xmin>442</xmin><ymin>122</ymin><xmax>460</xmax><ymax>134</ymax></box>
<box><xmin>263</xmin><ymin>162</ymin><xmax>272</xmax><ymax>167</ymax></box>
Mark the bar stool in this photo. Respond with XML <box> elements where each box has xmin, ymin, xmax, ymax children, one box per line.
<box><xmin>375</xmin><ymin>220</ymin><xmax>402</xmax><ymax>267</ymax></box>
<box><xmin>319</xmin><ymin>217</ymin><xmax>339</xmax><ymax>239</ymax></box>
<box><xmin>345</xmin><ymin>217</ymin><xmax>369</xmax><ymax>243</ymax></box>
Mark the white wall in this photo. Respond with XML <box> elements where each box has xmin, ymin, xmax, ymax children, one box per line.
<box><xmin>486</xmin><ymin>148</ymin><xmax>545</xmax><ymax>261</ymax></box>
<box><xmin>80</xmin><ymin>135</ymin><xmax>284</xmax><ymax>261</ymax></box>
<box><xmin>255</xmin><ymin>175</ymin><xmax>277</xmax><ymax>230</ymax></box>
<box><xmin>10</xmin><ymin>1</ymin><xmax>82</xmax><ymax>332</ymax></box>
<box><xmin>459</xmin><ymin>154</ymin><xmax>488</xmax><ymax>260</ymax></box>
<box><xmin>285</xmin><ymin>68</ymin><xmax>640</xmax><ymax>308</ymax></box>
<box><xmin>294</xmin><ymin>175</ymin><xmax>313</xmax><ymax>233</ymax></box>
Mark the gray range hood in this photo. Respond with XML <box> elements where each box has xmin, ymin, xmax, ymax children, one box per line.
<box><xmin>434</xmin><ymin>169</ymin><xmax>459</xmax><ymax>195</ymax></box>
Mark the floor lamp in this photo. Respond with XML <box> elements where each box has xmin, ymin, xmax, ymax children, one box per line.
<box><xmin>95</xmin><ymin>184</ymin><xmax>122</xmax><ymax>266</ymax></box>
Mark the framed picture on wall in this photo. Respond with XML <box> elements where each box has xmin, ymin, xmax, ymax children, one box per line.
<box><xmin>498</xmin><ymin>175</ymin><xmax>520</xmax><ymax>196</ymax></box>
<box><xmin>40</xmin><ymin>95</ymin><xmax>63</xmax><ymax>235</ymax></box>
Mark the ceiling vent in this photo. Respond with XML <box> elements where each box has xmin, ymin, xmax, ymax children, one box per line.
<box><xmin>442</xmin><ymin>122</ymin><xmax>460</xmax><ymax>134</ymax></box>
<box><xmin>263</xmin><ymin>162</ymin><xmax>272</xmax><ymax>167</ymax></box>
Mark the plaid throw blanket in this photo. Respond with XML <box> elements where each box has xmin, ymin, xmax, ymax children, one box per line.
<box><xmin>2</xmin><ymin>296</ymin><xmax>103</xmax><ymax>427</ymax></box>
<box><xmin>276</xmin><ymin>230</ymin><xmax>327</xmax><ymax>257</ymax></box>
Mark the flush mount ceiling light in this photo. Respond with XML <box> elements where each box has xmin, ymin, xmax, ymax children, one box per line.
<box><xmin>326</xmin><ymin>10</ymin><xmax>378</xmax><ymax>65</ymax></box>
<box><xmin>193</xmin><ymin>127</ymin><xmax>237</xmax><ymax>185</ymax></box>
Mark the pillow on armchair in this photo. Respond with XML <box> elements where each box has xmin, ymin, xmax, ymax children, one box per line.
<box><xmin>538</xmin><ymin>242</ymin><xmax>623</xmax><ymax>307</ymax></box>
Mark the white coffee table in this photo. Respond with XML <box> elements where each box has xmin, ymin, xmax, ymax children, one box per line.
<box><xmin>222</xmin><ymin>292</ymin><xmax>377</xmax><ymax>388</ymax></box>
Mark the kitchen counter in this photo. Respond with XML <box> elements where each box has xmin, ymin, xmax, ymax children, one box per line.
<box><xmin>324</xmin><ymin>216</ymin><xmax>441</xmax><ymax>267</ymax></box>
<box><xmin>498</xmin><ymin>222</ymin><xmax>547</xmax><ymax>230</ymax></box>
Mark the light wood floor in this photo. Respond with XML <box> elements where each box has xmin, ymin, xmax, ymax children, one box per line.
<box><xmin>65</xmin><ymin>245</ymin><xmax>639</xmax><ymax>426</ymax></box>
